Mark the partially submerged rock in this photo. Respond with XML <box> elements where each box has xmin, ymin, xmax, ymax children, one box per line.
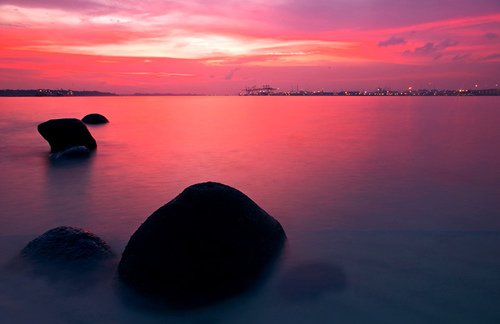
<box><xmin>21</xmin><ymin>226</ymin><xmax>113</xmax><ymax>264</ymax></box>
<box><xmin>38</xmin><ymin>118</ymin><xmax>97</xmax><ymax>153</ymax></box>
<box><xmin>49</xmin><ymin>145</ymin><xmax>90</xmax><ymax>161</ymax></box>
<box><xmin>82</xmin><ymin>113</ymin><xmax>109</xmax><ymax>125</ymax></box>
<box><xmin>118</xmin><ymin>182</ymin><xmax>286</xmax><ymax>308</ymax></box>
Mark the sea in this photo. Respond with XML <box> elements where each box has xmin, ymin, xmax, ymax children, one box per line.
<box><xmin>1</xmin><ymin>96</ymin><xmax>499</xmax><ymax>323</ymax></box>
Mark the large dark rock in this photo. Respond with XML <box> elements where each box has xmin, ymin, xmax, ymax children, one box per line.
<box><xmin>38</xmin><ymin>118</ymin><xmax>97</xmax><ymax>153</ymax></box>
<box><xmin>118</xmin><ymin>182</ymin><xmax>286</xmax><ymax>308</ymax></box>
<box><xmin>21</xmin><ymin>226</ymin><xmax>113</xmax><ymax>264</ymax></box>
<box><xmin>82</xmin><ymin>113</ymin><xmax>109</xmax><ymax>124</ymax></box>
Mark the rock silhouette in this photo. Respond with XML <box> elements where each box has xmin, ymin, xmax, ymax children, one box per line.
<box><xmin>21</xmin><ymin>226</ymin><xmax>113</xmax><ymax>264</ymax></box>
<box><xmin>82</xmin><ymin>113</ymin><xmax>109</xmax><ymax>124</ymax></box>
<box><xmin>118</xmin><ymin>182</ymin><xmax>286</xmax><ymax>308</ymax></box>
<box><xmin>38</xmin><ymin>118</ymin><xmax>97</xmax><ymax>153</ymax></box>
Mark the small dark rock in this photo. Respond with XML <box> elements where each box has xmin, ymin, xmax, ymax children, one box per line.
<box><xmin>38</xmin><ymin>118</ymin><xmax>97</xmax><ymax>153</ymax></box>
<box><xmin>118</xmin><ymin>182</ymin><xmax>286</xmax><ymax>308</ymax></box>
<box><xmin>82</xmin><ymin>113</ymin><xmax>109</xmax><ymax>124</ymax></box>
<box><xmin>21</xmin><ymin>226</ymin><xmax>113</xmax><ymax>264</ymax></box>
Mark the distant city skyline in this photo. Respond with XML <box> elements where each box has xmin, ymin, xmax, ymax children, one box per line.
<box><xmin>1</xmin><ymin>0</ymin><xmax>499</xmax><ymax>95</ymax></box>
<box><xmin>2</xmin><ymin>86</ymin><xmax>499</xmax><ymax>97</ymax></box>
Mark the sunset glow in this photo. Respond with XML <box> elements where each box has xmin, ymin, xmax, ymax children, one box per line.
<box><xmin>1</xmin><ymin>0</ymin><xmax>499</xmax><ymax>94</ymax></box>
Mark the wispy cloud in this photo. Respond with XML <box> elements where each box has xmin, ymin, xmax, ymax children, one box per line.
<box><xmin>122</xmin><ymin>72</ymin><xmax>194</xmax><ymax>77</ymax></box>
<box><xmin>1</xmin><ymin>1</ymin><xmax>499</xmax><ymax>93</ymax></box>
<box><xmin>453</xmin><ymin>53</ymin><xmax>471</xmax><ymax>61</ymax></box>
<box><xmin>378</xmin><ymin>36</ymin><xmax>406</xmax><ymax>47</ymax></box>
<box><xmin>482</xmin><ymin>53</ymin><xmax>500</xmax><ymax>61</ymax></box>
<box><xmin>485</xmin><ymin>32</ymin><xmax>498</xmax><ymax>39</ymax></box>
<box><xmin>403</xmin><ymin>39</ymin><xmax>458</xmax><ymax>59</ymax></box>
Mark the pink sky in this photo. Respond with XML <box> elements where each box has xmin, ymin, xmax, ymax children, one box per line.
<box><xmin>1</xmin><ymin>0</ymin><xmax>499</xmax><ymax>94</ymax></box>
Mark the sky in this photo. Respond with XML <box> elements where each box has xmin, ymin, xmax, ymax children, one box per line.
<box><xmin>0</xmin><ymin>0</ymin><xmax>499</xmax><ymax>94</ymax></box>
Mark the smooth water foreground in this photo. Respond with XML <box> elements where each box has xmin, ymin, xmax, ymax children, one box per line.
<box><xmin>1</xmin><ymin>96</ymin><xmax>499</xmax><ymax>323</ymax></box>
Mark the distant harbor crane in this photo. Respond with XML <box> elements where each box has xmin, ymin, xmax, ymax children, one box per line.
<box><xmin>240</xmin><ymin>85</ymin><xmax>277</xmax><ymax>96</ymax></box>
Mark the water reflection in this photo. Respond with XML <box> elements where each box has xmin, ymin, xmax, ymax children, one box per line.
<box><xmin>1</xmin><ymin>97</ymin><xmax>500</xmax><ymax>323</ymax></box>
<box><xmin>276</xmin><ymin>262</ymin><xmax>347</xmax><ymax>301</ymax></box>
<box><xmin>43</xmin><ymin>152</ymin><xmax>95</xmax><ymax>226</ymax></box>
<box><xmin>6</xmin><ymin>254</ymin><xmax>117</xmax><ymax>294</ymax></box>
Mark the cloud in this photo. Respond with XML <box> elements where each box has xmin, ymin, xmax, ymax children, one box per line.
<box><xmin>378</xmin><ymin>36</ymin><xmax>406</xmax><ymax>47</ymax></box>
<box><xmin>122</xmin><ymin>72</ymin><xmax>194</xmax><ymax>77</ymax></box>
<box><xmin>485</xmin><ymin>32</ymin><xmax>498</xmax><ymax>40</ymax></box>
<box><xmin>0</xmin><ymin>0</ymin><xmax>107</xmax><ymax>11</ymax></box>
<box><xmin>438</xmin><ymin>39</ymin><xmax>458</xmax><ymax>48</ymax></box>
<box><xmin>2</xmin><ymin>1</ymin><xmax>500</xmax><ymax>93</ymax></box>
<box><xmin>272</xmin><ymin>0</ymin><xmax>500</xmax><ymax>31</ymax></box>
<box><xmin>453</xmin><ymin>53</ymin><xmax>471</xmax><ymax>61</ymax></box>
<box><xmin>409</xmin><ymin>42</ymin><xmax>438</xmax><ymax>55</ymax></box>
<box><xmin>404</xmin><ymin>39</ymin><xmax>458</xmax><ymax>58</ymax></box>
<box><xmin>483</xmin><ymin>53</ymin><xmax>500</xmax><ymax>61</ymax></box>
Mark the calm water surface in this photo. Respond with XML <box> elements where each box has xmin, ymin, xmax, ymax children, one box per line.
<box><xmin>1</xmin><ymin>96</ymin><xmax>499</xmax><ymax>323</ymax></box>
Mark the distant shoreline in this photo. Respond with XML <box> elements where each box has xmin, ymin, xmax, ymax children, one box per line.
<box><xmin>0</xmin><ymin>89</ymin><xmax>117</xmax><ymax>97</ymax></box>
<box><xmin>1</xmin><ymin>88</ymin><xmax>499</xmax><ymax>97</ymax></box>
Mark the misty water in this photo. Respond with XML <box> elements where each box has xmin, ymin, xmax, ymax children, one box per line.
<box><xmin>1</xmin><ymin>96</ymin><xmax>499</xmax><ymax>323</ymax></box>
